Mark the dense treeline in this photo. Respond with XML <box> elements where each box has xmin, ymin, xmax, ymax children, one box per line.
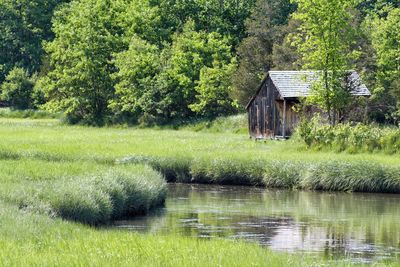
<box><xmin>0</xmin><ymin>0</ymin><xmax>399</xmax><ymax>125</ymax></box>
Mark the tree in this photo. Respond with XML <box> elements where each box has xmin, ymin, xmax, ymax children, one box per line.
<box><xmin>271</xmin><ymin>18</ymin><xmax>302</xmax><ymax>71</ymax></box>
<box><xmin>0</xmin><ymin>0</ymin><xmax>68</xmax><ymax>83</ymax></box>
<box><xmin>368</xmin><ymin>7</ymin><xmax>400</xmax><ymax>124</ymax></box>
<box><xmin>292</xmin><ymin>0</ymin><xmax>358</xmax><ymax>125</ymax></box>
<box><xmin>189</xmin><ymin>59</ymin><xmax>238</xmax><ymax>117</ymax></box>
<box><xmin>39</xmin><ymin>0</ymin><xmax>129</xmax><ymax>125</ymax></box>
<box><xmin>232</xmin><ymin>0</ymin><xmax>296</xmax><ymax>106</ymax></box>
<box><xmin>155</xmin><ymin>0</ymin><xmax>256</xmax><ymax>46</ymax></box>
<box><xmin>1</xmin><ymin>67</ymin><xmax>35</xmax><ymax>109</ymax></box>
<box><xmin>152</xmin><ymin>21</ymin><xmax>236</xmax><ymax>122</ymax></box>
<box><xmin>111</xmin><ymin>37</ymin><xmax>161</xmax><ymax>122</ymax></box>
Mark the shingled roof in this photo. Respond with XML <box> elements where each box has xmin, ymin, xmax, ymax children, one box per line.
<box><xmin>246</xmin><ymin>70</ymin><xmax>371</xmax><ymax>109</ymax></box>
<box><xmin>269</xmin><ymin>70</ymin><xmax>370</xmax><ymax>98</ymax></box>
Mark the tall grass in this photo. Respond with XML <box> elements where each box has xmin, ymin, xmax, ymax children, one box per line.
<box><xmin>0</xmin><ymin>160</ymin><xmax>166</xmax><ymax>225</ymax></box>
<box><xmin>178</xmin><ymin>114</ymin><xmax>248</xmax><ymax>134</ymax></box>
<box><xmin>118</xmin><ymin>155</ymin><xmax>400</xmax><ymax>193</ymax></box>
<box><xmin>0</xmin><ymin>107</ymin><xmax>63</xmax><ymax>119</ymax></box>
<box><xmin>297</xmin><ymin>120</ymin><xmax>400</xmax><ymax>154</ymax></box>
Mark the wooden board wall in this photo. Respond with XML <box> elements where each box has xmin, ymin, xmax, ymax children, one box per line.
<box><xmin>248</xmin><ymin>77</ymin><xmax>300</xmax><ymax>138</ymax></box>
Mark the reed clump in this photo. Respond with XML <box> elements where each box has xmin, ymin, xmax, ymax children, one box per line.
<box><xmin>119</xmin><ymin>155</ymin><xmax>400</xmax><ymax>193</ymax></box>
<box><xmin>1</xmin><ymin>161</ymin><xmax>166</xmax><ymax>225</ymax></box>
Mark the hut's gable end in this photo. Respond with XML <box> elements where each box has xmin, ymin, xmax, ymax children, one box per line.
<box><xmin>248</xmin><ymin>77</ymin><xmax>281</xmax><ymax>139</ymax></box>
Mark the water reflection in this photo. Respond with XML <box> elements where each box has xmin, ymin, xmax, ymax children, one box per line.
<box><xmin>114</xmin><ymin>184</ymin><xmax>400</xmax><ymax>262</ymax></box>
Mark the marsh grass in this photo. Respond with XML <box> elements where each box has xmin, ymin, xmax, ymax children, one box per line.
<box><xmin>0</xmin><ymin>160</ymin><xmax>166</xmax><ymax>224</ymax></box>
<box><xmin>118</xmin><ymin>155</ymin><xmax>400</xmax><ymax>193</ymax></box>
<box><xmin>1</xmin><ymin>117</ymin><xmax>398</xmax><ymax>193</ymax></box>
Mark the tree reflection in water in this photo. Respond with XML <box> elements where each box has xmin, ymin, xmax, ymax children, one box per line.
<box><xmin>114</xmin><ymin>184</ymin><xmax>400</xmax><ymax>263</ymax></box>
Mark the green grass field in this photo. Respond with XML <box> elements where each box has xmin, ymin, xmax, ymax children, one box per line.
<box><xmin>1</xmin><ymin>117</ymin><xmax>400</xmax><ymax>191</ymax></box>
<box><xmin>1</xmin><ymin>117</ymin><xmax>400</xmax><ymax>266</ymax></box>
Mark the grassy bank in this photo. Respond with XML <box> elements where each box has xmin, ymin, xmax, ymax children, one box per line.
<box><xmin>0</xmin><ymin>159</ymin><xmax>166</xmax><ymax>224</ymax></box>
<box><xmin>119</xmin><ymin>156</ymin><xmax>400</xmax><ymax>193</ymax></box>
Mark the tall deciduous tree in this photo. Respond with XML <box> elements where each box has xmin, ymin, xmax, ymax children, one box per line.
<box><xmin>232</xmin><ymin>0</ymin><xmax>296</xmax><ymax>106</ymax></box>
<box><xmin>292</xmin><ymin>0</ymin><xmax>358</xmax><ymax>125</ymax></box>
<box><xmin>368</xmin><ymin>7</ymin><xmax>400</xmax><ymax>123</ymax></box>
<box><xmin>153</xmin><ymin>21</ymin><xmax>236</xmax><ymax>122</ymax></box>
<box><xmin>111</xmin><ymin>37</ymin><xmax>161</xmax><ymax>122</ymax></box>
<box><xmin>39</xmin><ymin>0</ymin><xmax>131</xmax><ymax>125</ymax></box>
<box><xmin>189</xmin><ymin>58</ymin><xmax>238</xmax><ymax>117</ymax></box>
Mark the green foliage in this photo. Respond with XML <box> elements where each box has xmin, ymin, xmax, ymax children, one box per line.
<box><xmin>39</xmin><ymin>1</ymin><xmax>244</xmax><ymax>125</ymax></box>
<box><xmin>189</xmin><ymin>59</ymin><xmax>238</xmax><ymax>117</ymax></box>
<box><xmin>156</xmin><ymin>21</ymin><xmax>237</xmax><ymax>120</ymax></box>
<box><xmin>40</xmin><ymin>0</ymin><xmax>129</xmax><ymax>125</ymax></box>
<box><xmin>368</xmin><ymin>8</ymin><xmax>400</xmax><ymax>123</ymax></box>
<box><xmin>0</xmin><ymin>67</ymin><xmax>35</xmax><ymax>109</ymax></box>
<box><xmin>0</xmin><ymin>0</ymin><xmax>68</xmax><ymax>83</ymax></box>
<box><xmin>297</xmin><ymin>120</ymin><xmax>400</xmax><ymax>154</ymax></box>
<box><xmin>111</xmin><ymin>37</ymin><xmax>161</xmax><ymax>122</ymax></box>
<box><xmin>155</xmin><ymin>0</ymin><xmax>256</xmax><ymax>46</ymax></box>
<box><xmin>232</xmin><ymin>0</ymin><xmax>296</xmax><ymax>105</ymax></box>
<box><xmin>112</xmin><ymin>20</ymin><xmax>238</xmax><ymax>123</ymax></box>
<box><xmin>292</xmin><ymin>0</ymin><xmax>358</xmax><ymax>124</ymax></box>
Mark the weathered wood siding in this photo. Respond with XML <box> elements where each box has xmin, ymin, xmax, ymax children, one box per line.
<box><xmin>275</xmin><ymin>99</ymin><xmax>300</xmax><ymax>136</ymax></box>
<box><xmin>247</xmin><ymin>77</ymin><xmax>300</xmax><ymax>138</ymax></box>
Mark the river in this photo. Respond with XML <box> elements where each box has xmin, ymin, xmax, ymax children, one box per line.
<box><xmin>114</xmin><ymin>184</ymin><xmax>400</xmax><ymax>263</ymax></box>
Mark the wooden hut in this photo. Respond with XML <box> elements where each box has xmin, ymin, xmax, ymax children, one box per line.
<box><xmin>246</xmin><ymin>71</ymin><xmax>371</xmax><ymax>139</ymax></box>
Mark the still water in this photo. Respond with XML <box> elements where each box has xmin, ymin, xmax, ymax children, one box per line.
<box><xmin>115</xmin><ymin>184</ymin><xmax>400</xmax><ymax>263</ymax></box>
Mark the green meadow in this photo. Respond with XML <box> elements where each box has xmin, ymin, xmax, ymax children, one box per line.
<box><xmin>1</xmin><ymin>117</ymin><xmax>400</xmax><ymax>191</ymax></box>
<box><xmin>0</xmin><ymin>117</ymin><xmax>400</xmax><ymax>266</ymax></box>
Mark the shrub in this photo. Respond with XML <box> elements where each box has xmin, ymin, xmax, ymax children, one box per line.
<box><xmin>297</xmin><ymin>121</ymin><xmax>400</xmax><ymax>154</ymax></box>
<box><xmin>0</xmin><ymin>68</ymin><xmax>35</xmax><ymax>110</ymax></box>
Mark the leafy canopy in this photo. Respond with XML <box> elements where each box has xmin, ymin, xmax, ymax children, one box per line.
<box><xmin>291</xmin><ymin>0</ymin><xmax>358</xmax><ymax>124</ymax></box>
